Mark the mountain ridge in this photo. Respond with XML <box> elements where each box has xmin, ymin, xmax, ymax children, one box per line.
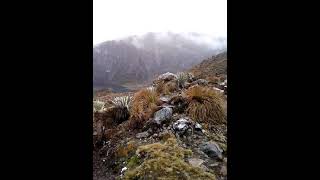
<box><xmin>93</xmin><ymin>32</ymin><xmax>226</xmax><ymax>91</ymax></box>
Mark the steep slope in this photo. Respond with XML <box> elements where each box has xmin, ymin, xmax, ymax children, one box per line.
<box><xmin>93</xmin><ymin>32</ymin><xmax>226</xmax><ymax>91</ymax></box>
<box><xmin>93</xmin><ymin>70</ymin><xmax>227</xmax><ymax>180</ymax></box>
<box><xmin>190</xmin><ymin>51</ymin><xmax>227</xmax><ymax>80</ymax></box>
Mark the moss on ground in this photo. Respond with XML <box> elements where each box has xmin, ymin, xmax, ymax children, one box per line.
<box><xmin>123</xmin><ymin>138</ymin><xmax>216</xmax><ymax>180</ymax></box>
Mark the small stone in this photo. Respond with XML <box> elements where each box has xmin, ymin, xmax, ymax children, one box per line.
<box><xmin>209</xmin><ymin>163</ymin><xmax>219</xmax><ymax>167</ymax></box>
<box><xmin>136</xmin><ymin>131</ymin><xmax>149</xmax><ymax>139</ymax></box>
<box><xmin>121</xmin><ymin>167</ymin><xmax>128</xmax><ymax>174</ymax></box>
<box><xmin>195</xmin><ymin>123</ymin><xmax>202</xmax><ymax>130</ymax></box>
<box><xmin>200</xmin><ymin>141</ymin><xmax>223</xmax><ymax>160</ymax></box>
<box><xmin>193</xmin><ymin>79</ymin><xmax>208</xmax><ymax>86</ymax></box>
<box><xmin>188</xmin><ymin>158</ymin><xmax>204</xmax><ymax>167</ymax></box>
<box><xmin>160</xmin><ymin>96</ymin><xmax>171</xmax><ymax>103</ymax></box>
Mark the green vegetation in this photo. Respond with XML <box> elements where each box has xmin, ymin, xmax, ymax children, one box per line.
<box><xmin>124</xmin><ymin>138</ymin><xmax>216</xmax><ymax>180</ymax></box>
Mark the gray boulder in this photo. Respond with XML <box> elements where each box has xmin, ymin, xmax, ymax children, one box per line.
<box><xmin>154</xmin><ymin>107</ymin><xmax>173</xmax><ymax>124</ymax></box>
<box><xmin>173</xmin><ymin>118</ymin><xmax>191</xmax><ymax>133</ymax></box>
<box><xmin>200</xmin><ymin>141</ymin><xmax>223</xmax><ymax>160</ymax></box>
<box><xmin>157</xmin><ymin>72</ymin><xmax>177</xmax><ymax>81</ymax></box>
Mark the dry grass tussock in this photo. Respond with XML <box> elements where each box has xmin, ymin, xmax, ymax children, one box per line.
<box><xmin>127</xmin><ymin>88</ymin><xmax>161</xmax><ymax>130</ymax></box>
<box><xmin>185</xmin><ymin>85</ymin><xmax>226</xmax><ymax>125</ymax></box>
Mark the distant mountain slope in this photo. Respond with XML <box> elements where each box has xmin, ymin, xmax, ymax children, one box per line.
<box><xmin>93</xmin><ymin>32</ymin><xmax>226</xmax><ymax>91</ymax></box>
<box><xmin>189</xmin><ymin>51</ymin><xmax>227</xmax><ymax>80</ymax></box>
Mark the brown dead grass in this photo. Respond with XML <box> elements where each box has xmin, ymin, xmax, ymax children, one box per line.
<box><xmin>186</xmin><ymin>86</ymin><xmax>226</xmax><ymax>126</ymax></box>
<box><xmin>156</xmin><ymin>81</ymin><xmax>177</xmax><ymax>95</ymax></box>
<box><xmin>127</xmin><ymin>89</ymin><xmax>161</xmax><ymax>130</ymax></box>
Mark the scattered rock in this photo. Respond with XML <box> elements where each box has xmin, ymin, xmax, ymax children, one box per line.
<box><xmin>151</xmin><ymin>133</ymin><xmax>158</xmax><ymax>138</ymax></box>
<box><xmin>172</xmin><ymin>118</ymin><xmax>193</xmax><ymax>136</ymax></box>
<box><xmin>195</xmin><ymin>123</ymin><xmax>202</xmax><ymax>131</ymax></box>
<box><xmin>193</xmin><ymin>79</ymin><xmax>209</xmax><ymax>86</ymax></box>
<box><xmin>154</xmin><ymin>107</ymin><xmax>173</xmax><ymax>124</ymax></box>
<box><xmin>188</xmin><ymin>158</ymin><xmax>204</xmax><ymax>167</ymax></box>
<box><xmin>213</xmin><ymin>87</ymin><xmax>224</xmax><ymax>94</ymax></box>
<box><xmin>209</xmin><ymin>163</ymin><xmax>219</xmax><ymax>167</ymax></box>
<box><xmin>200</xmin><ymin>141</ymin><xmax>223</xmax><ymax>160</ymax></box>
<box><xmin>160</xmin><ymin>96</ymin><xmax>171</xmax><ymax>103</ymax></box>
<box><xmin>120</xmin><ymin>167</ymin><xmax>128</xmax><ymax>177</ymax></box>
<box><xmin>136</xmin><ymin>131</ymin><xmax>150</xmax><ymax>139</ymax></box>
<box><xmin>160</xmin><ymin>104</ymin><xmax>175</xmax><ymax>108</ymax></box>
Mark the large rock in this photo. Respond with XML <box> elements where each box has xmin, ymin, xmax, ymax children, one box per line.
<box><xmin>157</xmin><ymin>72</ymin><xmax>177</xmax><ymax>81</ymax></box>
<box><xmin>154</xmin><ymin>107</ymin><xmax>173</xmax><ymax>124</ymax></box>
<box><xmin>200</xmin><ymin>141</ymin><xmax>223</xmax><ymax>160</ymax></box>
<box><xmin>172</xmin><ymin>118</ymin><xmax>192</xmax><ymax>136</ymax></box>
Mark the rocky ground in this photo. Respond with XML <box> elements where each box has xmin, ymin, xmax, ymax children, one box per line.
<box><xmin>93</xmin><ymin>71</ymin><xmax>227</xmax><ymax>180</ymax></box>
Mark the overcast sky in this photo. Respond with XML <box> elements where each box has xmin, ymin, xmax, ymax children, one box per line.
<box><xmin>93</xmin><ymin>0</ymin><xmax>227</xmax><ymax>45</ymax></box>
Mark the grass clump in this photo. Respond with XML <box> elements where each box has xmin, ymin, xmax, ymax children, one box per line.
<box><xmin>156</xmin><ymin>81</ymin><xmax>177</xmax><ymax>95</ymax></box>
<box><xmin>123</xmin><ymin>138</ymin><xmax>216</xmax><ymax>180</ymax></box>
<box><xmin>186</xmin><ymin>86</ymin><xmax>226</xmax><ymax>125</ymax></box>
<box><xmin>128</xmin><ymin>88</ymin><xmax>161</xmax><ymax>129</ymax></box>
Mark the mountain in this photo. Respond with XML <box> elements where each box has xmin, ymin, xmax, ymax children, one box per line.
<box><xmin>190</xmin><ymin>51</ymin><xmax>227</xmax><ymax>80</ymax></box>
<box><xmin>93</xmin><ymin>32</ymin><xmax>226</xmax><ymax>91</ymax></box>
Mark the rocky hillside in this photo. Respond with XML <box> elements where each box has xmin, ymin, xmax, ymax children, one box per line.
<box><xmin>93</xmin><ymin>67</ymin><xmax>227</xmax><ymax>179</ymax></box>
<box><xmin>93</xmin><ymin>32</ymin><xmax>226</xmax><ymax>91</ymax></box>
<box><xmin>190</xmin><ymin>51</ymin><xmax>227</xmax><ymax>81</ymax></box>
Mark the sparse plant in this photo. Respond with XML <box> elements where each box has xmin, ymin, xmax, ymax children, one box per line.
<box><xmin>176</xmin><ymin>72</ymin><xmax>189</xmax><ymax>88</ymax></box>
<box><xmin>111</xmin><ymin>96</ymin><xmax>132</xmax><ymax>110</ymax></box>
<box><xmin>93</xmin><ymin>100</ymin><xmax>105</xmax><ymax>112</ymax></box>
<box><xmin>186</xmin><ymin>85</ymin><xmax>226</xmax><ymax>126</ymax></box>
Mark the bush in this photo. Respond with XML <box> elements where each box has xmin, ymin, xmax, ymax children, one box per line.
<box><xmin>123</xmin><ymin>138</ymin><xmax>216</xmax><ymax>180</ymax></box>
<box><xmin>186</xmin><ymin>86</ymin><xmax>226</xmax><ymax>126</ymax></box>
<box><xmin>128</xmin><ymin>88</ymin><xmax>161</xmax><ymax>129</ymax></box>
<box><xmin>156</xmin><ymin>81</ymin><xmax>178</xmax><ymax>95</ymax></box>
